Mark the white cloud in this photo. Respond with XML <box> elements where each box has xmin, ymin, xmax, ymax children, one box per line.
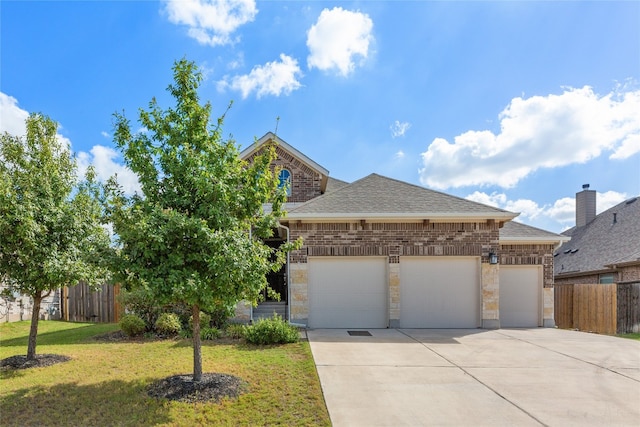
<box><xmin>307</xmin><ymin>7</ymin><xmax>373</xmax><ymax>76</ymax></box>
<box><xmin>163</xmin><ymin>0</ymin><xmax>257</xmax><ymax>46</ymax></box>
<box><xmin>218</xmin><ymin>54</ymin><xmax>302</xmax><ymax>99</ymax></box>
<box><xmin>0</xmin><ymin>92</ymin><xmax>29</xmax><ymax>136</ymax></box>
<box><xmin>420</xmin><ymin>86</ymin><xmax>640</xmax><ymax>189</ymax></box>
<box><xmin>596</xmin><ymin>190</ymin><xmax>629</xmax><ymax>214</ymax></box>
<box><xmin>101</xmin><ymin>131</ymin><xmax>110</xmax><ymax>138</ymax></box>
<box><xmin>391</xmin><ymin>120</ymin><xmax>411</xmax><ymax>138</ymax></box>
<box><xmin>466</xmin><ymin>190</ymin><xmax>628</xmax><ymax>227</ymax></box>
<box><xmin>394</xmin><ymin>150</ymin><xmax>405</xmax><ymax>160</ymax></box>
<box><xmin>1</xmin><ymin>91</ymin><xmax>73</xmax><ymax>152</ymax></box>
<box><xmin>77</xmin><ymin>146</ymin><xmax>141</xmax><ymax>196</ymax></box>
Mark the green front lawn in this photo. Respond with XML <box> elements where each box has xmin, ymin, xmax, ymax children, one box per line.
<box><xmin>617</xmin><ymin>332</ymin><xmax>640</xmax><ymax>341</ymax></box>
<box><xmin>0</xmin><ymin>321</ymin><xmax>330</xmax><ymax>426</ymax></box>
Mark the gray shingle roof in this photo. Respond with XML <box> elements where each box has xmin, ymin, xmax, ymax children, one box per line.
<box><xmin>325</xmin><ymin>176</ymin><xmax>350</xmax><ymax>193</ymax></box>
<box><xmin>554</xmin><ymin>196</ymin><xmax>640</xmax><ymax>277</ymax></box>
<box><xmin>286</xmin><ymin>173</ymin><xmax>517</xmax><ymax>221</ymax></box>
<box><xmin>500</xmin><ymin>221</ymin><xmax>569</xmax><ymax>243</ymax></box>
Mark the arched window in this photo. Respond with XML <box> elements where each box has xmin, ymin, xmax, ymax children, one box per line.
<box><xmin>278</xmin><ymin>169</ymin><xmax>291</xmax><ymax>196</ymax></box>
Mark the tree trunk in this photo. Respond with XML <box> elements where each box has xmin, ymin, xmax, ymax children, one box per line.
<box><xmin>192</xmin><ymin>304</ymin><xmax>202</xmax><ymax>382</ymax></box>
<box><xmin>27</xmin><ymin>291</ymin><xmax>42</xmax><ymax>360</ymax></box>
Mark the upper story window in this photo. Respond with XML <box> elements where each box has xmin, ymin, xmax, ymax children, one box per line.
<box><xmin>278</xmin><ymin>169</ymin><xmax>291</xmax><ymax>196</ymax></box>
<box><xmin>599</xmin><ymin>273</ymin><xmax>615</xmax><ymax>284</ymax></box>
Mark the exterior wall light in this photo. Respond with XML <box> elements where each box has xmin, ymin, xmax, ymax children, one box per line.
<box><xmin>489</xmin><ymin>252</ymin><xmax>499</xmax><ymax>265</ymax></box>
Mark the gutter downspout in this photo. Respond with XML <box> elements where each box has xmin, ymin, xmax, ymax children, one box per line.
<box><xmin>278</xmin><ymin>222</ymin><xmax>306</xmax><ymax>328</ymax></box>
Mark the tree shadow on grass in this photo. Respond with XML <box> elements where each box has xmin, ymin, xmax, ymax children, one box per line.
<box><xmin>0</xmin><ymin>322</ymin><xmax>120</xmax><ymax>347</ymax></box>
<box><xmin>0</xmin><ymin>379</ymin><xmax>172</xmax><ymax>427</ymax></box>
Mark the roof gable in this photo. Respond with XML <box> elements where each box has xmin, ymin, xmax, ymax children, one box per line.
<box><xmin>286</xmin><ymin>173</ymin><xmax>518</xmax><ymax>221</ymax></box>
<box><xmin>240</xmin><ymin>132</ymin><xmax>329</xmax><ymax>177</ymax></box>
<box><xmin>555</xmin><ymin>196</ymin><xmax>640</xmax><ymax>276</ymax></box>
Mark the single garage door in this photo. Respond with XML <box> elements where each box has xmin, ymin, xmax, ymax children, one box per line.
<box><xmin>308</xmin><ymin>257</ymin><xmax>387</xmax><ymax>328</ymax></box>
<box><xmin>499</xmin><ymin>266</ymin><xmax>541</xmax><ymax>327</ymax></box>
<box><xmin>400</xmin><ymin>257</ymin><xmax>480</xmax><ymax>328</ymax></box>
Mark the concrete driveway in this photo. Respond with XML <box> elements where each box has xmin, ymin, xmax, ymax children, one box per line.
<box><xmin>307</xmin><ymin>328</ymin><xmax>640</xmax><ymax>426</ymax></box>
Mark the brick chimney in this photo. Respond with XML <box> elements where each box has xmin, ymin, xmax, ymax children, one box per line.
<box><xmin>576</xmin><ymin>184</ymin><xmax>596</xmax><ymax>227</ymax></box>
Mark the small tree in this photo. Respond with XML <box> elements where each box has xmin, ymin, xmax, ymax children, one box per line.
<box><xmin>0</xmin><ymin>113</ymin><xmax>111</xmax><ymax>360</ymax></box>
<box><xmin>106</xmin><ymin>59</ymin><xmax>300</xmax><ymax>381</ymax></box>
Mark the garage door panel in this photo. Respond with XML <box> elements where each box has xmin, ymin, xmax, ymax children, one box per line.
<box><xmin>400</xmin><ymin>257</ymin><xmax>480</xmax><ymax>328</ymax></box>
<box><xmin>500</xmin><ymin>266</ymin><xmax>541</xmax><ymax>328</ymax></box>
<box><xmin>308</xmin><ymin>257</ymin><xmax>387</xmax><ymax>328</ymax></box>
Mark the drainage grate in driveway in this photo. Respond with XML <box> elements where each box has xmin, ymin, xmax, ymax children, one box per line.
<box><xmin>347</xmin><ymin>330</ymin><xmax>372</xmax><ymax>336</ymax></box>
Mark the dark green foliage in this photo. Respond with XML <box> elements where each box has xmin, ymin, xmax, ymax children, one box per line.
<box><xmin>119</xmin><ymin>314</ymin><xmax>146</xmax><ymax>337</ymax></box>
<box><xmin>154</xmin><ymin>313</ymin><xmax>182</xmax><ymax>335</ymax></box>
<box><xmin>118</xmin><ymin>288</ymin><xmax>162</xmax><ymax>330</ymax></box>
<box><xmin>200</xmin><ymin>327</ymin><xmax>221</xmax><ymax>341</ymax></box>
<box><xmin>0</xmin><ymin>113</ymin><xmax>111</xmax><ymax>359</ymax></box>
<box><xmin>189</xmin><ymin>312</ymin><xmax>211</xmax><ymax>330</ymax></box>
<box><xmin>225</xmin><ymin>323</ymin><xmax>246</xmax><ymax>339</ymax></box>
<box><xmin>207</xmin><ymin>303</ymin><xmax>236</xmax><ymax>328</ymax></box>
<box><xmin>244</xmin><ymin>315</ymin><xmax>299</xmax><ymax>345</ymax></box>
<box><xmin>104</xmin><ymin>58</ymin><xmax>302</xmax><ymax>381</ymax></box>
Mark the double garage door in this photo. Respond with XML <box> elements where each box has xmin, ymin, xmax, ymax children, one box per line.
<box><xmin>308</xmin><ymin>257</ymin><xmax>481</xmax><ymax>328</ymax></box>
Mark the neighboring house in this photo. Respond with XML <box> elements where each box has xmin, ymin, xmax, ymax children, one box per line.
<box><xmin>554</xmin><ymin>185</ymin><xmax>640</xmax><ymax>285</ymax></box>
<box><xmin>238</xmin><ymin>132</ymin><xmax>568</xmax><ymax>329</ymax></box>
<box><xmin>0</xmin><ymin>285</ymin><xmax>60</xmax><ymax>323</ymax></box>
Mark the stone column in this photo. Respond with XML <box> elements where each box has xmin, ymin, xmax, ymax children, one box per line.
<box><xmin>289</xmin><ymin>263</ymin><xmax>309</xmax><ymax>324</ymax></box>
<box><xmin>481</xmin><ymin>263</ymin><xmax>500</xmax><ymax>329</ymax></box>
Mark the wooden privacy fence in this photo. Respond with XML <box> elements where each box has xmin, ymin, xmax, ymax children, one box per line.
<box><xmin>62</xmin><ymin>283</ymin><xmax>121</xmax><ymax>323</ymax></box>
<box><xmin>555</xmin><ymin>283</ymin><xmax>640</xmax><ymax>334</ymax></box>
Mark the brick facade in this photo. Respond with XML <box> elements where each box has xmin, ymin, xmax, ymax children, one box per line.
<box><xmin>245</xmin><ymin>145</ymin><xmax>323</xmax><ymax>203</ymax></box>
<box><xmin>236</xmin><ymin>139</ymin><xmax>559</xmax><ymax>328</ymax></box>
<box><xmin>555</xmin><ymin>263</ymin><xmax>640</xmax><ymax>286</ymax></box>
<box><xmin>288</xmin><ymin>221</ymin><xmax>500</xmax><ymax>263</ymax></box>
<box><xmin>500</xmin><ymin>243</ymin><xmax>556</xmax><ymax>288</ymax></box>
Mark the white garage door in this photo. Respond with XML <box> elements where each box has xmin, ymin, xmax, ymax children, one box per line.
<box><xmin>400</xmin><ymin>257</ymin><xmax>480</xmax><ymax>328</ymax></box>
<box><xmin>308</xmin><ymin>257</ymin><xmax>387</xmax><ymax>328</ymax></box>
<box><xmin>499</xmin><ymin>266</ymin><xmax>541</xmax><ymax>328</ymax></box>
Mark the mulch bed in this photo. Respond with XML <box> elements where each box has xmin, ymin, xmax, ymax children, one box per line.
<box><xmin>2</xmin><ymin>332</ymin><xmax>247</xmax><ymax>403</ymax></box>
<box><xmin>147</xmin><ymin>373</ymin><xmax>247</xmax><ymax>403</ymax></box>
<box><xmin>0</xmin><ymin>354</ymin><xmax>71</xmax><ymax>370</ymax></box>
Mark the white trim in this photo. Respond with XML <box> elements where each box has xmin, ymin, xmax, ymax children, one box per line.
<box><xmin>240</xmin><ymin>132</ymin><xmax>330</xmax><ymax>176</ymax></box>
<box><xmin>500</xmin><ymin>236</ymin><xmax>571</xmax><ymax>245</ymax></box>
<box><xmin>283</xmin><ymin>212</ymin><xmax>518</xmax><ymax>222</ymax></box>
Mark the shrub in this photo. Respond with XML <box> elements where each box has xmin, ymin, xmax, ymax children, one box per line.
<box><xmin>200</xmin><ymin>327</ymin><xmax>221</xmax><ymax>341</ymax></box>
<box><xmin>208</xmin><ymin>304</ymin><xmax>236</xmax><ymax>328</ymax></box>
<box><xmin>189</xmin><ymin>311</ymin><xmax>211</xmax><ymax>331</ymax></box>
<box><xmin>118</xmin><ymin>288</ymin><xmax>161</xmax><ymax>331</ymax></box>
<box><xmin>244</xmin><ymin>314</ymin><xmax>299</xmax><ymax>345</ymax></box>
<box><xmin>154</xmin><ymin>313</ymin><xmax>182</xmax><ymax>336</ymax></box>
<box><xmin>119</xmin><ymin>314</ymin><xmax>146</xmax><ymax>337</ymax></box>
<box><xmin>225</xmin><ymin>323</ymin><xmax>246</xmax><ymax>339</ymax></box>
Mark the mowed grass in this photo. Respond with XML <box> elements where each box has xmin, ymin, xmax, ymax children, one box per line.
<box><xmin>0</xmin><ymin>321</ymin><xmax>330</xmax><ymax>426</ymax></box>
<box><xmin>618</xmin><ymin>332</ymin><xmax>640</xmax><ymax>341</ymax></box>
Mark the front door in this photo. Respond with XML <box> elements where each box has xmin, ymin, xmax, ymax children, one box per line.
<box><xmin>264</xmin><ymin>237</ymin><xmax>287</xmax><ymax>302</ymax></box>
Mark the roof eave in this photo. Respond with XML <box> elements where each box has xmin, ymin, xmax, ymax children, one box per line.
<box><xmin>281</xmin><ymin>212</ymin><xmax>519</xmax><ymax>222</ymax></box>
<box><xmin>500</xmin><ymin>236</ymin><xmax>571</xmax><ymax>245</ymax></box>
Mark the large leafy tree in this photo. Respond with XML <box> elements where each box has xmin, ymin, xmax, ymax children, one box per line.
<box><xmin>0</xmin><ymin>113</ymin><xmax>111</xmax><ymax>360</ymax></box>
<box><xmin>106</xmin><ymin>59</ymin><xmax>299</xmax><ymax>381</ymax></box>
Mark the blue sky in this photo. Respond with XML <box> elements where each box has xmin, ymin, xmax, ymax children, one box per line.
<box><xmin>2</xmin><ymin>0</ymin><xmax>639</xmax><ymax>232</ymax></box>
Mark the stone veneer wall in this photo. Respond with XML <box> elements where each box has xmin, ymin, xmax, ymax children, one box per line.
<box><xmin>287</xmin><ymin>221</ymin><xmax>501</xmax><ymax>326</ymax></box>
